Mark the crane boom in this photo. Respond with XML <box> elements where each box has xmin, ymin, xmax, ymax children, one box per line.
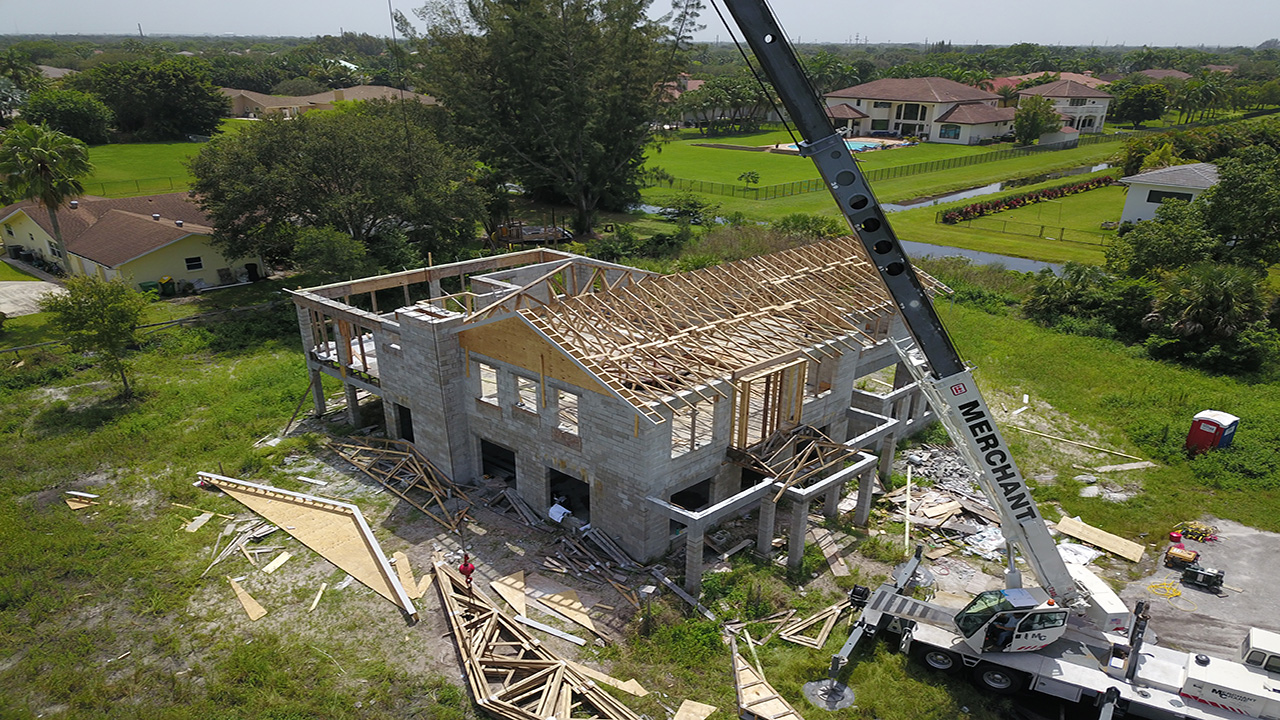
<box><xmin>719</xmin><ymin>0</ymin><xmax>1081</xmax><ymax>609</ymax></box>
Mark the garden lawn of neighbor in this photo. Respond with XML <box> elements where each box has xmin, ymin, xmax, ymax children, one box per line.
<box><xmin>0</xmin><ymin>261</ymin><xmax>40</xmax><ymax>282</ymax></box>
<box><xmin>82</xmin><ymin>119</ymin><xmax>253</xmax><ymax>198</ymax></box>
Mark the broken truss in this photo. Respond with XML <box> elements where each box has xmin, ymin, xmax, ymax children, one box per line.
<box><xmin>330</xmin><ymin>436</ymin><xmax>471</xmax><ymax>531</ymax></box>
<box><xmin>433</xmin><ymin>560</ymin><xmax>642</xmax><ymax>720</ymax></box>
<box><xmin>731</xmin><ymin>636</ymin><xmax>805</xmax><ymax>720</ymax></box>
<box><xmin>729</xmin><ymin>425</ymin><xmax>862</xmax><ymax>501</ymax></box>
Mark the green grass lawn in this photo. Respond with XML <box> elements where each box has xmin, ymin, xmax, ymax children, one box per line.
<box><xmin>83</xmin><ymin>119</ymin><xmax>252</xmax><ymax>198</ymax></box>
<box><xmin>0</xmin><ymin>260</ymin><xmax>40</xmax><ymax>281</ymax></box>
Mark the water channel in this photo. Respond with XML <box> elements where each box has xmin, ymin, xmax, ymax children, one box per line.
<box><xmin>881</xmin><ymin>163</ymin><xmax>1111</xmax><ymax>213</ymax></box>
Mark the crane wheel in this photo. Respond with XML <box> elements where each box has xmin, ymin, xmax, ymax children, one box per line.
<box><xmin>915</xmin><ymin>646</ymin><xmax>961</xmax><ymax>674</ymax></box>
<box><xmin>972</xmin><ymin>663</ymin><xmax>1026</xmax><ymax>695</ymax></box>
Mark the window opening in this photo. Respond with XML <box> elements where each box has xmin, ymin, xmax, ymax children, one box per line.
<box><xmin>185</xmin><ymin>256</ymin><xmax>203</xmax><ymax>270</ymax></box>
<box><xmin>477</xmin><ymin>362</ymin><xmax>499</xmax><ymax>405</ymax></box>
<box><xmin>557</xmin><ymin>389</ymin><xmax>579</xmax><ymax>435</ymax></box>
<box><xmin>480</xmin><ymin>439</ymin><xmax>516</xmax><ymax>487</ymax></box>
<box><xmin>515</xmin><ymin>375</ymin><xmax>538</xmax><ymax>413</ymax></box>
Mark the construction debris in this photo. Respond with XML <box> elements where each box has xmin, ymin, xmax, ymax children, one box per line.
<box><xmin>329</xmin><ymin>437</ymin><xmax>472</xmax><ymax>532</ymax></box>
<box><xmin>198</xmin><ymin>471</ymin><xmax>418</xmax><ymax>620</ymax></box>
<box><xmin>569</xmin><ymin>662</ymin><xmax>648</xmax><ymax>697</ymax></box>
<box><xmin>203</xmin><ymin>520</ymin><xmax>278</xmax><ymax>576</ymax></box>
<box><xmin>731</xmin><ymin>637</ymin><xmax>804</xmax><ymax>720</ymax></box>
<box><xmin>392</xmin><ymin>551</ymin><xmax>421</xmax><ymax>600</ymax></box>
<box><xmin>309</xmin><ymin>582</ymin><xmax>328</xmax><ymax>612</ymax></box>
<box><xmin>171</xmin><ymin>502</ymin><xmax>235</xmax><ymax>520</ymax></box>
<box><xmin>673</xmin><ymin>700</ymin><xmax>717</xmax><ymax>720</ymax></box>
<box><xmin>778</xmin><ymin>601</ymin><xmax>851</xmax><ymax>649</ymax></box>
<box><xmin>185</xmin><ymin>512</ymin><xmax>214</xmax><ymax>533</ymax></box>
<box><xmin>652</xmin><ymin>569</ymin><xmax>715</xmax><ymax>621</ymax></box>
<box><xmin>1057</xmin><ymin>516</ymin><xmax>1145</xmax><ymax>562</ymax></box>
<box><xmin>807</xmin><ymin>526</ymin><xmax>850</xmax><ymax>577</ymax></box>
<box><xmin>432</xmin><ymin>560</ymin><xmax>642</xmax><ymax>720</ymax></box>
<box><xmin>515</xmin><ymin>614</ymin><xmax>587</xmax><ymax>646</ymax></box>
<box><xmin>228</xmin><ymin>576</ymin><xmax>266</xmax><ymax>621</ymax></box>
<box><xmin>490</xmin><ymin>571</ymin><xmax>528</xmax><ymax>616</ymax></box>
<box><xmin>261</xmin><ymin>551</ymin><xmax>292</xmax><ymax>574</ymax></box>
<box><xmin>483</xmin><ymin>487</ymin><xmax>547</xmax><ymax>529</ymax></box>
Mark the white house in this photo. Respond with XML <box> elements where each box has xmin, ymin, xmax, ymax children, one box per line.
<box><xmin>824</xmin><ymin>77</ymin><xmax>1014</xmax><ymax>144</ymax></box>
<box><xmin>1017</xmin><ymin>79</ymin><xmax>1112</xmax><ymax>133</ymax></box>
<box><xmin>1117</xmin><ymin>163</ymin><xmax>1219</xmax><ymax>223</ymax></box>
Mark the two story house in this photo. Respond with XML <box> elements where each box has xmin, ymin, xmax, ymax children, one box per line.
<box><xmin>824</xmin><ymin>77</ymin><xmax>1014</xmax><ymax>144</ymax></box>
<box><xmin>1017</xmin><ymin>79</ymin><xmax>1112</xmax><ymax>133</ymax></box>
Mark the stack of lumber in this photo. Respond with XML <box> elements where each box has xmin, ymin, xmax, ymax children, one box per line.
<box><xmin>329</xmin><ymin>436</ymin><xmax>472</xmax><ymax>532</ymax></box>
<box><xmin>483</xmin><ymin>487</ymin><xmax>546</xmax><ymax>528</ymax></box>
<box><xmin>433</xmin><ymin>561</ymin><xmax>643</xmax><ymax>720</ymax></box>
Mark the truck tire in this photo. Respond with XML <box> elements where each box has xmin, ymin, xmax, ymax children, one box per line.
<box><xmin>972</xmin><ymin>663</ymin><xmax>1026</xmax><ymax>695</ymax></box>
<box><xmin>915</xmin><ymin>646</ymin><xmax>961</xmax><ymax>674</ymax></box>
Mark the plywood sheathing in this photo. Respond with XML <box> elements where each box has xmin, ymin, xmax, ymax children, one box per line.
<box><xmin>197</xmin><ymin>471</ymin><xmax>417</xmax><ymax>621</ymax></box>
<box><xmin>432</xmin><ymin>561</ymin><xmax>642</xmax><ymax>720</ymax></box>
<box><xmin>393</xmin><ymin>551</ymin><xmax>422</xmax><ymax>600</ymax></box>
<box><xmin>1056</xmin><ymin>515</ymin><xmax>1145</xmax><ymax>562</ymax></box>
<box><xmin>490</xmin><ymin>571</ymin><xmax>528</xmax><ymax>616</ymax></box>
<box><xmin>509</xmin><ymin>237</ymin><xmax>926</xmax><ymax>425</ymax></box>
<box><xmin>228</xmin><ymin>577</ymin><xmax>267</xmax><ymax>621</ymax></box>
<box><xmin>731</xmin><ymin>637</ymin><xmax>804</xmax><ymax>720</ymax></box>
<box><xmin>673</xmin><ymin>700</ymin><xmax>717</xmax><ymax>720</ymax></box>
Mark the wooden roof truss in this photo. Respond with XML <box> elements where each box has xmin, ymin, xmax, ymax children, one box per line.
<box><xmin>433</xmin><ymin>561</ymin><xmax>642</xmax><ymax>720</ymax></box>
<box><xmin>516</xmin><ymin>238</ymin><xmax>898</xmax><ymax>424</ymax></box>
<box><xmin>329</xmin><ymin>437</ymin><xmax>472</xmax><ymax>532</ymax></box>
<box><xmin>729</xmin><ymin>425</ymin><xmax>862</xmax><ymax>502</ymax></box>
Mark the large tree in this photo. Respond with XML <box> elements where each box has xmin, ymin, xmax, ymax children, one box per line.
<box><xmin>21</xmin><ymin>88</ymin><xmax>114</xmax><ymax>145</ymax></box>
<box><xmin>188</xmin><ymin>102</ymin><xmax>484</xmax><ymax>267</ymax></box>
<box><xmin>39</xmin><ymin>276</ymin><xmax>151</xmax><ymax>397</ymax></box>
<box><xmin>1200</xmin><ymin>145</ymin><xmax>1280</xmax><ymax>269</ymax></box>
<box><xmin>1012</xmin><ymin>94</ymin><xmax>1061</xmax><ymax>145</ymax></box>
<box><xmin>0</xmin><ymin>123</ymin><xmax>92</xmax><ymax>263</ymax></box>
<box><xmin>1109</xmin><ymin>83</ymin><xmax>1168</xmax><ymax>129</ymax></box>
<box><xmin>416</xmin><ymin>0</ymin><xmax>689</xmax><ymax>235</ymax></box>
<box><xmin>75</xmin><ymin>57</ymin><xmax>227</xmax><ymax>140</ymax></box>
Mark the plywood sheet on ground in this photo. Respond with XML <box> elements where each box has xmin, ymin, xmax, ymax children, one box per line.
<box><xmin>569</xmin><ymin>662</ymin><xmax>648</xmax><ymax>697</ymax></box>
<box><xmin>229</xmin><ymin>577</ymin><xmax>266</xmax><ymax>620</ymax></box>
<box><xmin>490</xmin><ymin>571</ymin><xmax>527</xmax><ymax>616</ymax></box>
<box><xmin>673</xmin><ymin>700</ymin><xmax>717</xmax><ymax>720</ymax></box>
<box><xmin>393</xmin><ymin>551</ymin><xmax>421</xmax><ymax>600</ymax></box>
<box><xmin>524</xmin><ymin>572</ymin><xmax>599</xmax><ymax>634</ymax></box>
<box><xmin>1057</xmin><ymin>515</ymin><xmax>1145</xmax><ymax>562</ymax></box>
<box><xmin>199</xmin><ymin>472</ymin><xmax>415</xmax><ymax>618</ymax></box>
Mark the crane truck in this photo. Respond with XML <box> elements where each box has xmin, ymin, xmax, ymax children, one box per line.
<box><xmin>719</xmin><ymin>1</ymin><xmax>1280</xmax><ymax>717</ymax></box>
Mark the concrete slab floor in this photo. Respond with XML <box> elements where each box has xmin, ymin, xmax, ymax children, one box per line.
<box><xmin>1119</xmin><ymin>518</ymin><xmax>1280</xmax><ymax>660</ymax></box>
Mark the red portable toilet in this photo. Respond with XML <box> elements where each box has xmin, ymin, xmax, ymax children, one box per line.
<box><xmin>1185</xmin><ymin>410</ymin><xmax>1240</xmax><ymax>455</ymax></box>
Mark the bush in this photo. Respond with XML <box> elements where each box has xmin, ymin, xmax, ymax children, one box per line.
<box><xmin>770</xmin><ymin>213</ymin><xmax>844</xmax><ymax>239</ymax></box>
<box><xmin>659</xmin><ymin>192</ymin><xmax>719</xmax><ymax>225</ymax></box>
<box><xmin>21</xmin><ymin>89</ymin><xmax>114</xmax><ymax>145</ymax></box>
<box><xmin>940</xmin><ymin>175</ymin><xmax>1117</xmax><ymax>224</ymax></box>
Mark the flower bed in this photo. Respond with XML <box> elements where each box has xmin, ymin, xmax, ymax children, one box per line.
<box><xmin>940</xmin><ymin>175</ymin><xmax>1117</xmax><ymax>224</ymax></box>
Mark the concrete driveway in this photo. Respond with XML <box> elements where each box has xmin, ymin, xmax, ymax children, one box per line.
<box><xmin>0</xmin><ymin>280</ymin><xmax>62</xmax><ymax>317</ymax></box>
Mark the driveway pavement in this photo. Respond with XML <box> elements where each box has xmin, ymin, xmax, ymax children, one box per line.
<box><xmin>0</xmin><ymin>258</ymin><xmax>63</xmax><ymax>317</ymax></box>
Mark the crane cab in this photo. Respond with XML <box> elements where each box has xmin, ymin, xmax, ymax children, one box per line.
<box><xmin>956</xmin><ymin>588</ymin><xmax>1069</xmax><ymax>654</ymax></box>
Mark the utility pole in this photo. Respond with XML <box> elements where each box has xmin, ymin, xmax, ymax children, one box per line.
<box><xmin>137</xmin><ymin>23</ymin><xmax>144</xmax><ymax>38</ymax></box>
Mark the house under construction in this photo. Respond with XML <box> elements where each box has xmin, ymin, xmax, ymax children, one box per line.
<box><xmin>290</xmin><ymin>237</ymin><xmax>938</xmax><ymax>591</ymax></box>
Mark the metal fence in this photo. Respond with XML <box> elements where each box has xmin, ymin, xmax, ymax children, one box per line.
<box><xmin>939</xmin><ymin>215</ymin><xmax>1111</xmax><ymax>246</ymax></box>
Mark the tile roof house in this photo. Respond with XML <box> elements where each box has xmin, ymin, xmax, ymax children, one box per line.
<box><xmin>824</xmin><ymin>77</ymin><xmax>1011</xmax><ymax>144</ymax></box>
<box><xmin>1118</xmin><ymin>163</ymin><xmax>1219</xmax><ymax>223</ymax></box>
<box><xmin>1018</xmin><ymin>80</ymin><xmax>1112</xmax><ymax>133</ymax></box>
<box><xmin>1139</xmin><ymin>69</ymin><xmax>1193</xmax><ymax>81</ymax></box>
<box><xmin>0</xmin><ymin>193</ymin><xmax>263</xmax><ymax>291</ymax></box>
<box><xmin>221</xmin><ymin>85</ymin><xmax>438</xmax><ymax>119</ymax></box>
<box><xmin>989</xmin><ymin>72</ymin><xmax>1109</xmax><ymax>92</ymax></box>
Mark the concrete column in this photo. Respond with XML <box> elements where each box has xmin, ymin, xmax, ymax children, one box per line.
<box><xmin>429</xmin><ymin>278</ymin><xmax>442</xmax><ymax>299</ymax></box>
<box><xmin>684</xmin><ymin>525</ymin><xmax>705</xmax><ymax>596</ymax></box>
<box><xmin>756</xmin><ymin>497</ymin><xmax>777</xmax><ymax>557</ymax></box>
<box><xmin>878</xmin><ymin>436</ymin><xmax>897</xmax><ymax>490</ymax></box>
<box><xmin>309</xmin><ymin>367</ymin><xmax>326</xmax><ymax>416</ymax></box>
<box><xmin>854</xmin><ymin>468</ymin><xmax>875</xmax><ymax>527</ymax></box>
<box><xmin>824</xmin><ymin>482</ymin><xmax>842</xmax><ymax>521</ymax></box>
<box><xmin>787</xmin><ymin>498</ymin><xmax>810</xmax><ymax>571</ymax></box>
<box><xmin>344</xmin><ymin>383</ymin><xmax>361</xmax><ymax>427</ymax></box>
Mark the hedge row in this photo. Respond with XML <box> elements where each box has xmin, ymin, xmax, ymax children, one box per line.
<box><xmin>939</xmin><ymin>176</ymin><xmax>1117</xmax><ymax>224</ymax></box>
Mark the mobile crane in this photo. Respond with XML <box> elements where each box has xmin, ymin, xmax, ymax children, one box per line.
<box><xmin>720</xmin><ymin>2</ymin><xmax>1280</xmax><ymax>717</ymax></box>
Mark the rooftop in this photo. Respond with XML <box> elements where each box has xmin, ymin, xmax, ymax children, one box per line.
<box><xmin>1119</xmin><ymin>162</ymin><xmax>1219</xmax><ymax>190</ymax></box>
<box><xmin>826</xmin><ymin>77</ymin><xmax>998</xmax><ymax>104</ymax></box>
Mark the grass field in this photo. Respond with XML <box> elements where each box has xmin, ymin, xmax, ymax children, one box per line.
<box><xmin>0</xmin><ymin>260</ymin><xmax>40</xmax><ymax>281</ymax></box>
<box><xmin>83</xmin><ymin>119</ymin><xmax>253</xmax><ymax>198</ymax></box>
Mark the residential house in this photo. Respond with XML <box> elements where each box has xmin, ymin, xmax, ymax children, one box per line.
<box><xmin>290</xmin><ymin>238</ymin><xmax>938</xmax><ymax>592</ymax></box>
<box><xmin>1139</xmin><ymin>69</ymin><xmax>1192</xmax><ymax>82</ymax></box>
<box><xmin>0</xmin><ymin>193</ymin><xmax>262</xmax><ymax>290</ymax></box>
<box><xmin>1017</xmin><ymin>79</ymin><xmax>1112</xmax><ymax>133</ymax></box>
<box><xmin>221</xmin><ymin>85</ymin><xmax>437</xmax><ymax>119</ymax></box>
<box><xmin>824</xmin><ymin>77</ymin><xmax>1014</xmax><ymax>144</ymax></box>
<box><xmin>1118</xmin><ymin>162</ymin><xmax>1218</xmax><ymax>223</ymax></box>
<box><xmin>989</xmin><ymin>72</ymin><xmax>1110</xmax><ymax>92</ymax></box>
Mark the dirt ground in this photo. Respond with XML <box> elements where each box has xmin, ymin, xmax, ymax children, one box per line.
<box><xmin>1119</xmin><ymin>518</ymin><xmax>1280</xmax><ymax>659</ymax></box>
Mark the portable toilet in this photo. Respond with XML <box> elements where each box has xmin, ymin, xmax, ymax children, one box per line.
<box><xmin>1185</xmin><ymin>410</ymin><xmax>1240</xmax><ymax>455</ymax></box>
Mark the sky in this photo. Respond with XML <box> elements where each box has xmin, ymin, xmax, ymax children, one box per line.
<box><xmin>3</xmin><ymin>0</ymin><xmax>1276</xmax><ymax>48</ymax></box>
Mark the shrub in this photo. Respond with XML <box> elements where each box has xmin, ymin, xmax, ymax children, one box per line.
<box><xmin>940</xmin><ymin>175</ymin><xmax>1117</xmax><ymax>224</ymax></box>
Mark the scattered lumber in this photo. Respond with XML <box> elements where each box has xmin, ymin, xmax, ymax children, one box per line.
<box><xmin>228</xmin><ymin>576</ymin><xmax>266</xmax><ymax>621</ymax></box>
<box><xmin>484</xmin><ymin>487</ymin><xmax>546</xmax><ymax>528</ymax></box>
<box><xmin>515</xmin><ymin>615</ymin><xmax>586</xmax><ymax>646</ymax></box>
<box><xmin>171</xmin><ymin>502</ymin><xmax>235</xmax><ymax>520</ymax></box>
<box><xmin>64</xmin><ymin>496</ymin><xmax>98</xmax><ymax>510</ymax></box>
<box><xmin>432</xmin><ymin>561</ymin><xmax>642</xmax><ymax>720</ymax></box>
<box><xmin>261</xmin><ymin>551</ymin><xmax>291</xmax><ymax>574</ymax></box>
<box><xmin>309</xmin><ymin>582</ymin><xmax>327</xmax><ymax>612</ymax></box>
<box><xmin>673</xmin><ymin>700</ymin><xmax>717</xmax><ymax>720</ymax></box>
<box><xmin>490</xmin><ymin>571</ymin><xmax>528</xmax><ymax>616</ymax></box>
<box><xmin>329</xmin><ymin>436</ymin><xmax>471</xmax><ymax>532</ymax></box>
<box><xmin>778</xmin><ymin>600</ymin><xmax>851</xmax><ymax>649</ymax></box>
<box><xmin>393</xmin><ymin>551</ymin><xmax>421</xmax><ymax>600</ymax></box>
<box><xmin>807</xmin><ymin>527</ymin><xmax>850</xmax><ymax>577</ymax></box>
<box><xmin>652</xmin><ymin>569</ymin><xmax>715</xmax><ymax>621</ymax></box>
<box><xmin>731</xmin><ymin>637</ymin><xmax>804</xmax><ymax>720</ymax></box>
<box><xmin>1009</xmin><ymin>426</ymin><xmax>1142</xmax><ymax>461</ymax></box>
<box><xmin>569</xmin><ymin>662</ymin><xmax>648</xmax><ymax>697</ymax></box>
<box><xmin>198</xmin><ymin>471</ymin><xmax>417</xmax><ymax>621</ymax></box>
<box><xmin>202</xmin><ymin>520</ymin><xmax>277</xmax><ymax>576</ymax></box>
<box><xmin>1056</xmin><ymin>516</ymin><xmax>1145</xmax><ymax>563</ymax></box>
<box><xmin>582</xmin><ymin>528</ymin><xmax>641</xmax><ymax>570</ymax></box>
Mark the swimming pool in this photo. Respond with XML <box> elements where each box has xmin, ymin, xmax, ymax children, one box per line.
<box><xmin>786</xmin><ymin>139</ymin><xmax>883</xmax><ymax>152</ymax></box>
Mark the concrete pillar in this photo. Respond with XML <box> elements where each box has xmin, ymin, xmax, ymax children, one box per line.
<box><xmin>756</xmin><ymin>497</ymin><xmax>777</xmax><ymax>557</ymax></box>
<box><xmin>824</xmin><ymin>482</ymin><xmax>842</xmax><ymax>521</ymax></box>
<box><xmin>344</xmin><ymin>383</ymin><xmax>360</xmax><ymax>427</ymax></box>
<box><xmin>429</xmin><ymin>278</ymin><xmax>442</xmax><ymax>299</ymax></box>
<box><xmin>787</xmin><ymin>498</ymin><xmax>809</xmax><ymax>571</ymax></box>
<box><xmin>684</xmin><ymin>524</ymin><xmax>705</xmax><ymax>596</ymax></box>
<box><xmin>854</xmin><ymin>468</ymin><xmax>875</xmax><ymax>527</ymax></box>
<box><xmin>878</xmin><ymin>436</ymin><xmax>897</xmax><ymax>491</ymax></box>
<box><xmin>309</xmin><ymin>367</ymin><xmax>326</xmax><ymax>416</ymax></box>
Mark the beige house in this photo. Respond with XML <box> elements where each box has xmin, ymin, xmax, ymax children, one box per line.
<box><xmin>0</xmin><ymin>193</ymin><xmax>262</xmax><ymax>291</ymax></box>
<box><xmin>221</xmin><ymin>85</ymin><xmax>438</xmax><ymax>119</ymax></box>
<box><xmin>1018</xmin><ymin>80</ymin><xmax>1112</xmax><ymax>133</ymax></box>
<box><xmin>824</xmin><ymin>77</ymin><xmax>1014</xmax><ymax>144</ymax></box>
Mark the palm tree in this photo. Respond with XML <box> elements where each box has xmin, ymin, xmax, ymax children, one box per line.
<box><xmin>0</xmin><ymin>123</ymin><xmax>93</xmax><ymax>264</ymax></box>
<box><xmin>995</xmin><ymin>85</ymin><xmax>1020</xmax><ymax>108</ymax></box>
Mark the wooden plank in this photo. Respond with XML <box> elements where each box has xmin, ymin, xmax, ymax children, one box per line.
<box><xmin>416</xmin><ymin>572</ymin><xmax>435</xmax><ymax>597</ymax></box>
<box><xmin>490</xmin><ymin>571</ymin><xmax>527</xmax><ymax>616</ymax></box>
<box><xmin>261</xmin><ymin>551</ymin><xmax>292</xmax><ymax>574</ymax></box>
<box><xmin>570</xmin><ymin>662</ymin><xmax>649</xmax><ymax>697</ymax></box>
<box><xmin>921</xmin><ymin>500</ymin><xmax>962</xmax><ymax>519</ymax></box>
<box><xmin>673</xmin><ymin>700</ymin><xmax>717</xmax><ymax>720</ymax></box>
<box><xmin>393</xmin><ymin>551</ymin><xmax>421</xmax><ymax>600</ymax></box>
<box><xmin>1056</xmin><ymin>516</ymin><xmax>1145</xmax><ymax>563</ymax></box>
<box><xmin>653</xmin><ymin>569</ymin><xmax>715</xmax><ymax>621</ymax></box>
<box><xmin>309</xmin><ymin>582</ymin><xmax>327</xmax><ymax>612</ymax></box>
<box><xmin>515</xmin><ymin>614</ymin><xmax>586</xmax><ymax>646</ymax></box>
<box><xmin>1094</xmin><ymin>461</ymin><xmax>1158</xmax><ymax>473</ymax></box>
<box><xmin>64</xmin><ymin>497</ymin><xmax>96</xmax><ymax>510</ymax></box>
<box><xmin>807</xmin><ymin>527</ymin><xmax>850</xmax><ymax>577</ymax></box>
<box><xmin>228</xmin><ymin>577</ymin><xmax>266</xmax><ymax>620</ymax></box>
<box><xmin>185</xmin><ymin>512</ymin><xmax>214</xmax><ymax>533</ymax></box>
<box><xmin>199</xmin><ymin>472</ymin><xmax>417</xmax><ymax>620</ymax></box>
<box><xmin>538</xmin><ymin>589</ymin><xmax>596</xmax><ymax>634</ymax></box>
<box><xmin>1009</xmin><ymin>426</ymin><xmax>1143</xmax><ymax>460</ymax></box>
<box><xmin>171</xmin><ymin>502</ymin><xmax>235</xmax><ymax>520</ymax></box>
<box><xmin>925</xmin><ymin>546</ymin><xmax>955</xmax><ymax>560</ymax></box>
